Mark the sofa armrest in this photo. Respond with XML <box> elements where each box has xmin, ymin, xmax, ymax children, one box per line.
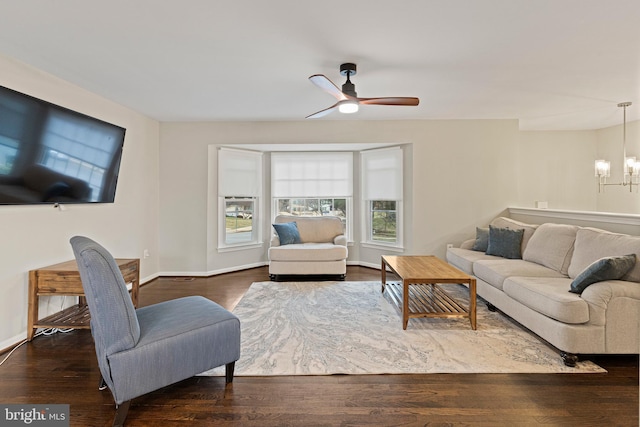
<box><xmin>460</xmin><ymin>238</ymin><xmax>475</xmax><ymax>250</ymax></box>
<box><xmin>582</xmin><ymin>280</ymin><xmax>640</xmax><ymax>309</ymax></box>
<box><xmin>270</xmin><ymin>234</ymin><xmax>280</xmax><ymax>247</ymax></box>
<box><xmin>334</xmin><ymin>235</ymin><xmax>347</xmax><ymax>246</ymax></box>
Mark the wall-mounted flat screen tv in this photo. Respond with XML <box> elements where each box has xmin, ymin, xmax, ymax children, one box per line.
<box><xmin>0</xmin><ymin>85</ymin><xmax>126</xmax><ymax>205</ymax></box>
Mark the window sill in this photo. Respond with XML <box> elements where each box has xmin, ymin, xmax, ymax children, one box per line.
<box><xmin>218</xmin><ymin>242</ymin><xmax>264</xmax><ymax>253</ymax></box>
<box><xmin>361</xmin><ymin>242</ymin><xmax>404</xmax><ymax>252</ymax></box>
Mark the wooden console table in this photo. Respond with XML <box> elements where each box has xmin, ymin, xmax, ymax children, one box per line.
<box><xmin>27</xmin><ymin>258</ymin><xmax>140</xmax><ymax>341</ymax></box>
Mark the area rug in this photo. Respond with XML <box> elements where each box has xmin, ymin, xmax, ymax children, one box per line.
<box><xmin>202</xmin><ymin>281</ymin><xmax>604</xmax><ymax>376</ymax></box>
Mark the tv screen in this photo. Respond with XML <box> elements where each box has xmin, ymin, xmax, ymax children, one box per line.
<box><xmin>0</xmin><ymin>85</ymin><xmax>126</xmax><ymax>205</ymax></box>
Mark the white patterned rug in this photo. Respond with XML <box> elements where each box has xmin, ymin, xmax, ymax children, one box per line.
<box><xmin>202</xmin><ymin>281</ymin><xmax>604</xmax><ymax>376</ymax></box>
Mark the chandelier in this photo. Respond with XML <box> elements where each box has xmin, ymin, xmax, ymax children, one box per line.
<box><xmin>595</xmin><ymin>102</ymin><xmax>639</xmax><ymax>192</ymax></box>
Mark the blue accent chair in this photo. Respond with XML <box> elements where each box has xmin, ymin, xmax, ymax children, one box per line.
<box><xmin>70</xmin><ymin>236</ymin><xmax>240</xmax><ymax>426</ymax></box>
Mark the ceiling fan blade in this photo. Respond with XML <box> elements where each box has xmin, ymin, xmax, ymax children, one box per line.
<box><xmin>358</xmin><ymin>97</ymin><xmax>420</xmax><ymax>106</ymax></box>
<box><xmin>309</xmin><ymin>74</ymin><xmax>348</xmax><ymax>101</ymax></box>
<box><xmin>305</xmin><ymin>102</ymin><xmax>340</xmax><ymax>119</ymax></box>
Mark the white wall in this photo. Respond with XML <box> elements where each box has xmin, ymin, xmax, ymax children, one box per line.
<box><xmin>516</xmin><ymin>130</ymin><xmax>597</xmax><ymax>211</ymax></box>
<box><xmin>159</xmin><ymin>119</ymin><xmax>522</xmax><ymax>272</ymax></box>
<box><xmin>0</xmin><ymin>55</ymin><xmax>160</xmax><ymax>349</ymax></box>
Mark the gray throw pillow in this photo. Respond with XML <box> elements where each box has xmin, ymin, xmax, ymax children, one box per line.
<box><xmin>569</xmin><ymin>254</ymin><xmax>636</xmax><ymax>294</ymax></box>
<box><xmin>486</xmin><ymin>225</ymin><xmax>524</xmax><ymax>259</ymax></box>
<box><xmin>272</xmin><ymin>222</ymin><xmax>301</xmax><ymax>245</ymax></box>
<box><xmin>472</xmin><ymin>227</ymin><xmax>489</xmax><ymax>252</ymax></box>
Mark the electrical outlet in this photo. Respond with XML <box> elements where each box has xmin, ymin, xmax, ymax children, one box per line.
<box><xmin>143</xmin><ymin>249</ymin><xmax>150</xmax><ymax>259</ymax></box>
<box><xmin>446</xmin><ymin>244</ymin><xmax>453</xmax><ymax>249</ymax></box>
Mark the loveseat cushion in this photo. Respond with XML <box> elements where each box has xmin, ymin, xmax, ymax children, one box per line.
<box><xmin>272</xmin><ymin>222</ymin><xmax>301</xmax><ymax>245</ymax></box>
<box><xmin>503</xmin><ymin>277</ymin><xmax>589</xmax><ymax>324</ymax></box>
<box><xmin>445</xmin><ymin>247</ymin><xmax>501</xmax><ymax>275</ymax></box>
<box><xmin>268</xmin><ymin>243</ymin><xmax>348</xmax><ymax>262</ymax></box>
<box><xmin>473</xmin><ymin>259</ymin><xmax>566</xmax><ymax>291</ymax></box>
<box><xmin>568</xmin><ymin>227</ymin><xmax>640</xmax><ymax>282</ymax></box>
<box><xmin>522</xmin><ymin>223</ymin><xmax>578</xmax><ymax>275</ymax></box>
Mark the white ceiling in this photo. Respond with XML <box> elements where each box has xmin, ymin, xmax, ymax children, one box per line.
<box><xmin>0</xmin><ymin>0</ymin><xmax>638</xmax><ymax>130</ymax></box>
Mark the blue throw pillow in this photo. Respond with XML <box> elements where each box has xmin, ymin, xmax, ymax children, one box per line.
<box><xmin>472</xmin><ymin>227</ymin><xmax>489</xmax><ymax>252</ymax></box>
<box><xmin>569</xmin><ymin>254</ymin><xmax>636</xmax><ymax>294</ymax></box>
<box><xmin>485</xmin><ymin>225</ymin><xmax>524</xmax><ymax>259</ymax></box>
<box><xmin>272</xmin><ymin>222</ymin><xmax>301</xmax><ymax>245</ymax></box>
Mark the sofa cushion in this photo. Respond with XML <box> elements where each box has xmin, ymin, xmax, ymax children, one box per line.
<box><xmin>486</xmin><ymin>226</ymin><xmax>524</xmax><ymax>259</ymax></box>
<box><xmin>569</xmin><ymin>254</ymin><xmax>636</xmax><ymax>294</ymax></box>
<box><xmin>489</xmin><ymin>217</ymin><xmax>538</xmax><ymax>253</ymax></box>
<box><xmin>473</xmin><ymin>259</ymin><xmax>566</xmax><ymax>291</ymax></box>
<box><xmin>445</xmin><ymin>247</ymin><xmax>501</xmax><ymax>275</ymax></box>
<box><xmin>268</xmin><ymin>243</ymin><xmax>348</xmax><ymax>262</ymax></box>
<box><xmin>503</xmin><ymin>277</ymin><xmax>589</xmax><ymax>324</ymax></box>
<box><xmin>568</xmin><ymin>227</ymin><xmax>640</xmax><ymax>282</ymax></box>
<box><xmin>272</xmin><ymin>222</ymin><xmax>301</xmax><ymax>245</ymax></box>
<box><xmin>522</xmin><ymin>223</ymin><xmax>578</xmax><ymax>275</ymax></box>
<box><xmin>471</xmin><ymin>227</ymin><xmax>489</xmax><ymax>252</ymax></box>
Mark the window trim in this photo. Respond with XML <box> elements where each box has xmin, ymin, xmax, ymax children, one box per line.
<box><xmin>362</xmin><ymin>199</ymin><xmax>403</xmax><ymax>249</ymax></box>
<box><xmin>218</xmin><ymin>196</ymin><xmax>261</xmax><ymax>249</ymax></box>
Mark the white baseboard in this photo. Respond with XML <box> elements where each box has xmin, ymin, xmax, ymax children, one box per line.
<box><xmin>158</xmin><ymin>261</ymin><xmax>268</xmax><ymax>278</ymax></box>
<box><xmin>0</xmin><ymin>332</ymin><xmax>27</xmax><ymax>353</ymax></box>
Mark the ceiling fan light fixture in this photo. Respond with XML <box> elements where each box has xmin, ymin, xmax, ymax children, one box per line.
<box><xmin>338</xmin><ymin>101</ymin><xmax>359</xmax><ymax>114</ymax></box>
<box><xmin>306</xmin><ymin>63</ymin><xmax>419</xmax><ymax>119</ymax></box>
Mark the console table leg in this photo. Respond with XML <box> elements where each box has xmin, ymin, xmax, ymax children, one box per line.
<box><xmin>27</xmin><ymin>270</ymin><xmax>38</xmax><ymax>341</ymax></box>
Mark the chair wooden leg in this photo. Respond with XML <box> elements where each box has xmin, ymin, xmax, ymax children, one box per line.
<box><xmin>112</xmin><ymin>400</ymin><xmax>131</xmax><ymax>427</ymax></box>
<box><xmin>225</xmin><ymin>361</ymin><xmax>235</xmax><ymax>384</ymax></box>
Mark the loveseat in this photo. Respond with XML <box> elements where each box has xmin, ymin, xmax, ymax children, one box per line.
<box><xmin>446</xmin><ymin>216</ymin><xmax>640</xmax><ymax>366</ymax></box>
<box><xmin>268</xmin><ymin>215</ymin><xmax>348</xmax><ymax>281</ymax></box>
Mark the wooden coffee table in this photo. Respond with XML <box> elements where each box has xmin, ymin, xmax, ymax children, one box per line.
<box><xmin>381</xmin><ymin>255</ymin><xmax>476</xmax><ymax>330</ymax></box>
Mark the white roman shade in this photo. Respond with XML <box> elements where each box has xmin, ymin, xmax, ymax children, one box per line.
<box><xmin>361</xmin><ymin>146</ymin><xmax>403</xmax><ymax>200</ymax></box>
<box><xmin>218</xmin><ymin>147</ymin><xmax>262</xmax><ymax>197</ymax></box>
<box><xmin>271</xmin><ymin>152</ymin><xmax>353</xmax><ymax>197</ymax></box>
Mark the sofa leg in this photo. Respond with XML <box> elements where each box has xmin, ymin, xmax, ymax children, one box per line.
<box><xmin>269</xmin><ymin>274</ymin><xmax>277</xmax><ymax>281</ymax></box>
<box><xmin>486</xmin><ymin>302</ymin><xmax>497</xmax><ymax>312</ymax></box>
<box><xmin>98</xmin><ymin>376</ymin><xmax>107</xmax><ymax>391</ymax></box>
<box><xmin>561</xmin><ymin>352</ymin><xmax>578</xmax><ymax>367</ymax></box>
<box><xmin>225</xmin><ymin>361</ymin><xmax>235</xmax><ymax>384</ymax></box>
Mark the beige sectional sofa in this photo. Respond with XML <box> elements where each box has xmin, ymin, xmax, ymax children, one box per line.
<box><xmin>268</xmin><ymin>215</ymin><xmax>348</xmax><ymax>281</ymax></box>
<box><xmin>446</xmin><ymin>216</ymin><xmax>640</xmax><ymax>366</ymax></box>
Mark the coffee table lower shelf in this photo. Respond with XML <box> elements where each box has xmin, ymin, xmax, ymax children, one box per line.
<box><xmin>384</xmin><ymin>282</ymin><xmax>470</xmax><ymax>321</ymax></box>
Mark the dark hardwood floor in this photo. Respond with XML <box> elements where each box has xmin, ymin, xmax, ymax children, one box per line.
<box><xmin>1</xmin><ymin>266</ymin><xmax>637</xmax><ymax>426</ymax></box>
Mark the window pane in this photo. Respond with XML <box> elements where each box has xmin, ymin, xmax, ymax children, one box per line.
<box><xmin>275</xmin><ymin>197</ymin><xmax>348</xmax><ymax>234</ymax></box>
<box><xmin>371</xmin><ymin>201</ymin><xmax>397</xmax><ymax>243</ymax></box>
<box><xmin>225</xmin><ymin>198</ymin><xmax>254</xmax><ymax>245</ymax></box>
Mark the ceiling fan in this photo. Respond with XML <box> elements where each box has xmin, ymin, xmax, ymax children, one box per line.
<box><xmin>306</xmin><ymin>63</ymin><xmax>420</xmax><ymax>119</ymax></box>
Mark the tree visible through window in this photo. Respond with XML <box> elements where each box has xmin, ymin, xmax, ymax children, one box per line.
<box><xmin>371</xmin><ymin>201</ymin><xmax>397</xmax><ymax>243</ymax></box>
